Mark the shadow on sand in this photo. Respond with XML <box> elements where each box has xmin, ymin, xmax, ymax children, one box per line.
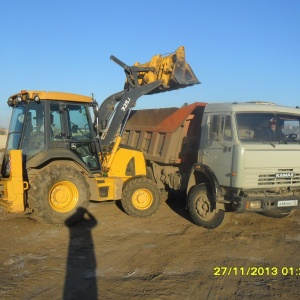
<box><xmin>63</xmin><ymin>208</ymin><xmax>98</xmax><ymax>300</ymax></box>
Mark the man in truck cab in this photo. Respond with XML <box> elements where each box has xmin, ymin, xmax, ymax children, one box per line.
<box><xmin>254</xmin><ymin>118</ymin><xmax>285</xmax><ymax>141</ymax></box>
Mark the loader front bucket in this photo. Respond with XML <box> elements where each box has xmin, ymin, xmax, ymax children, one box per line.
<box><xmin>134</xmin><ymin>46</ymin><xmax>200</xmax><ymax>94</ymax></box>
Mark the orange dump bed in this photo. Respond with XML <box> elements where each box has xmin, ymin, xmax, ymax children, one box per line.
<box><xmin>122</xmin><ymin>102</ymin><xmax>207</xmax><ymax>164</ymax></box>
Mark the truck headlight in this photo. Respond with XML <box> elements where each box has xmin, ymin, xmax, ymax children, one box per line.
<box><xmin>246</xmin><ymin>200</ymin><xmax>261</xmax><ymax>209</ymax></box>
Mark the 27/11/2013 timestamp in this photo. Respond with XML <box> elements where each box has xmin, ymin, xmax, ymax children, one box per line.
<box><xmin>214</xmin><ymin>266</ymin><xmax>300</xmax><ymax>276</ymax></box>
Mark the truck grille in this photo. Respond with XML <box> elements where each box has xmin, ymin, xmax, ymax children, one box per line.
<box><xmin>258</xmin><ymin>169</ymin><xmax>300</xmax><ymax>186</ymax></box>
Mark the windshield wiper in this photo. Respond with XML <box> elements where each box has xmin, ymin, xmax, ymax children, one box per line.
<box><xmin>252</xmin><ymin>137</ymin><xmax>276</xmax><ymax>148</ymax></box>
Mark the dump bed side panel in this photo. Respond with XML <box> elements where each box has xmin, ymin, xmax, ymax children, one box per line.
<box><xmin>122</xmin><ymin>103</ymin><xmax>206</xmax><ymax>164</ymax></box>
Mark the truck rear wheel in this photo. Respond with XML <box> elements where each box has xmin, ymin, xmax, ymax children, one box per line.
<box><xmin>187</xmin><ymin>184</ymin><xmax>226</xmax><ymax>229</ymax></box>
<box><xmin>27</xmin><ymin>164</ymin><xmax>90</xmax><ymax>225</ymax></box>
<box><xmin>121</xmin><ymin>177</ymin><xmax>161</xmax><ymax>218</ymax></box>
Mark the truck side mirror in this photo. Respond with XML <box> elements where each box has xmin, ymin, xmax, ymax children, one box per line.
<box><xmin>209</xmin><ymin>115</ymin><xmax>221</xmax><ymax>141</ymax></box>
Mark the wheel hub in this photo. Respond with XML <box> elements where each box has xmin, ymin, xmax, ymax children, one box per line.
<box><xmin>196</xmin><ymin>197</ymin><xmax>214</xmax><ymax>219</ymax></box>
<box><xmin>132</xmin><ymin>189</ymin><xmax>153</xmax><ymax>210</ymax></box>
<box><xmin>49</xmin><ymin>181</ymin><xmax>79</xmax><ymax>213</ymax></box>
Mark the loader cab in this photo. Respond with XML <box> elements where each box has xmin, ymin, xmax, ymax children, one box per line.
<box><xmin>2</xmin><ymin>91</ymin><xmax>101</xmax><ymax>177</ymax></box>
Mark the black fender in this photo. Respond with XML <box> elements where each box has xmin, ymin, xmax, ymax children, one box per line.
<box><xmin>25</xmin><ymin>149</ymin><xmax>101</xmax><ymax>202</ymax></box>
<box><xmin>187</xmin><ymin>163</ymin><xmax>222</xmax><ymax>203</ymax></box>
<box><xmin>25</xmin><ymin>148</ymin><xmax>94</xmax><ymax>177</ymax></box>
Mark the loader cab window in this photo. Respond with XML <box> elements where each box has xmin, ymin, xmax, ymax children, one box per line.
<box><xmin>65</xmin><ymin>104</ymin><xmax>100</xmax><ymax>170</ymax></box>
<box><xmin>66</xmin><ymin>104</ymin><xmax>92</xmax><ymax>141</ymax></box>
<box><xmin>50</xmin><ymin>103</ymin><xmax>63</xmax><ymax>140</ymax></box>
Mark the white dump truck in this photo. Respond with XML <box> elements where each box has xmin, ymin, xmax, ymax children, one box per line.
<box><xmin>123</xmin><ymin>101</ymin><xmax>300</xmax><ymax>228</ymax></box>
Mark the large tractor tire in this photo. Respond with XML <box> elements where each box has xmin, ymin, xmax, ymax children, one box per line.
<box><xmin>27</xmin><ymin>164</ymin><xmax>90</xmax><ymax>225</ymax></box>
<box><xmin>187</xmin><ymin>183</ymin><xmax>227</xmax><ymax>229</ymax></box>
<box><xmin>121</xmin><ymin>177</ymin><xmax>161</xmax><ymax>218</ymax></box>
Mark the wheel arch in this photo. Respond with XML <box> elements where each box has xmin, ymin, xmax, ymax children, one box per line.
<box><xmin>187</xmin><ymin>164</ymin><xmax>221</xmax><ymax>202</ymax></box>
<box><xmin>26</xmin><ymin>157</ymin><xmax>98</xmax><ymax>202</ymax></box>
<box><xmin>25</xmin><ymin>149</ymin><xmax>95</xmax><ymax>177</ymax></box>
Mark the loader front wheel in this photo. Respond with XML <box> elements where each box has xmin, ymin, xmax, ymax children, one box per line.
<box><xmin>27</xmin><ymin>164</ymin><xmax>90</xmax><ymax>225</ymax></box>
<box><xmin>187</xmin><ymin>184</ymin><xmax>226</xmax><ymax>229</ymax></box>
<box><xmin>121</xmin><ymin>177</ymin><xmax>161</xmax><ymax>218</ymax></box>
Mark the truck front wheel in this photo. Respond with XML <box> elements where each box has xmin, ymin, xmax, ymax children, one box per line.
<box><xmin>121</xmin><ymin>177</ymin><xmax>161</xmax><ymax>218</ymax></box>
<box><xmin>187</xmin><ymin>184</ymin><xmax>226</xmax><ymax>229</ymax></box>
<box><xmin>27</xmin><ymin>164</ymin><xmax>91</xmax><ymax>225</ymax></box>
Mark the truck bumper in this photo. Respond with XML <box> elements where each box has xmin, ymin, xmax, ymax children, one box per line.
<box><xmin>232</xmin><ymin>195</ymin><xmax>300</xmax><ymax>213</ymax></box>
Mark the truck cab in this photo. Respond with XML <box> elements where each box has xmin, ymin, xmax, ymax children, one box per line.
<box><xmin>188</xmin><ymin>101</ymin><xmax>300</xmax><ymax>228</ymax></box>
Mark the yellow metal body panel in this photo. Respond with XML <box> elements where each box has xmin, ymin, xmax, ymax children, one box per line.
<box><xmin>0</xmin><ymin>150</ymin><xmax>26</xmax><ymax>212</ymax></box>
<box><xmin>9</xmin><ymin>90</ymin><xmax>93</xmax><ymax>103</ymax></box>
<box><xmin>95</xmin><ymin>177</ymin><xmax>123</xmax><ymax>201</ymax></box>
<box><xmin>94</xmin><ymin>147</ymin><xmax>147</xmax><ymax>202</ymax></box>
<box><xmin>131</xmin><ymin>46</ymin><xmax>200</xmax><ymax>93</ymax></box>
<box><xmin>107</xmin><ymin>147</ymin><xmax>146</xmax><ymax>179</ymax></box>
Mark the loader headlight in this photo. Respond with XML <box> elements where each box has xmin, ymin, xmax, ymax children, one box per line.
<box><xmin>7</xmin><ymin>98</ymin><xmax>13</xmax><ymax>107</ymax></box>
<box><xmin>34</xmin><ymin>95</ymin><xmax>40</xmax><ymax>103</ymax></box>
<box><xmin>17</xmin><ymin>95</ymin><xmax>22</xmax><ymax>102</ymax></box>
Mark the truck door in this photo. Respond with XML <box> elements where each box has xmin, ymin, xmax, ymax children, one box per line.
<box><xmin>200</xmin><ymin>114</ymin><xmax>233</xmax><ymax>187</ymax></box>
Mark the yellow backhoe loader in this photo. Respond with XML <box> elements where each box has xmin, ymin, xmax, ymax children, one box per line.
<box><xmin>0</xmin><ymin>46</ymin><xmax>199</xmax><ymax>225</ymax></box>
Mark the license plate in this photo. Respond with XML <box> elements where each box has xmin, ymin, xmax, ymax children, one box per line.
<box><xmin>278</xmin><ymin>200</ymin><xmax>298</xmax><ymax>207</ymax></box>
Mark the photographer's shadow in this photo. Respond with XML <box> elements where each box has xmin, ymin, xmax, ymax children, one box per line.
<box><xmin>63</xmin><ymin>208</ymin><xmax>98</xmax><ymax>300</ymax></box>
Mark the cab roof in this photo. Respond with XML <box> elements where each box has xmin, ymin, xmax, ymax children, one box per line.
<box><xmin>8</xmin><ymin>90</ymin><xmax>93</xmax><ymax>105</ymax></box>
<box><xmin>204</xmin><ymin>101</ymin><xmax>300</xmax><ymax>115</ymax></box>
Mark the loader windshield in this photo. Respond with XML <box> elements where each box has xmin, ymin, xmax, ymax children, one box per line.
<box><xmin>6</xmin><ymin>102</ymin><xmax>45</xmax><ymax>157</ymax></box>
<box><xmin>6</xmin><ymin>105</ymin><xmax>27</xmax><ymax>151</ymax></box>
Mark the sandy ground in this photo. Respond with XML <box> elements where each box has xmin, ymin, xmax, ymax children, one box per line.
<box><xmin>0</xmin><ymin>134</ymin><xmax>300</xmax><ymax>299</ymax></box>
<box><xmin>0</xmin><ymin>134</ymin><xmax>7</xmax><ymax>149</ymax></box>
<box><xmin>0</xmin><ymin>195</ymin><xmax>300</xmax><ymax>300</ymax></box>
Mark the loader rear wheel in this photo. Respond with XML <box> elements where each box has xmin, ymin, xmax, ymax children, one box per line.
<box><xmin>27</xmin><ymin>164</ymin><xmax>90</xmax><ymax>225</ymax></box>
<box><xmin>121</xmin><ymin>177</ymin><xmax>161</xmax><ymax>218</ymax></box>
<box><xmin>187</xmin><ymin>184</ymin><xmax>226</xmax><ymax>229</ymax></box>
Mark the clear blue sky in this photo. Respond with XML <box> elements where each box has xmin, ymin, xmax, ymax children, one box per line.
<box><xmin>1</xmin><ymin>0</ymin><xmax>300</xmax><ymax>128</ymax></box>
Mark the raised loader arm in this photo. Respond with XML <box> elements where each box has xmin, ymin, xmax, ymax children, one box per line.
<box><xmin>95</xmin><ymin>46</ymin><xmax>200</xmax><ymax>149</ymax></box>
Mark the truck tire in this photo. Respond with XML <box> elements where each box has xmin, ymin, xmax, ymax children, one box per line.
<box><xmin>262</xmin><ymin>208</ymin><xmax>295</xmax><ymax>218</ymax></box>
<box><xmin>27</xmin><ymin>164</ymin><xmax>90</xmax><ymax>225</ymax></box>
<box><xmin>187</xmin><ymin>183</ymin><xmax>226</xmax><ymax>229</ymax></box>
<box><xmin>121</xmin><ymin>177</ymin><xmax>161</xmax><ymax>218</ymax></box>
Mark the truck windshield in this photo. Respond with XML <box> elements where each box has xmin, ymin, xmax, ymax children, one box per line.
<box><xmin>236</xmin><ymin>113</ymin><xmax>300</xmax><ymax>143</ymax></box>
